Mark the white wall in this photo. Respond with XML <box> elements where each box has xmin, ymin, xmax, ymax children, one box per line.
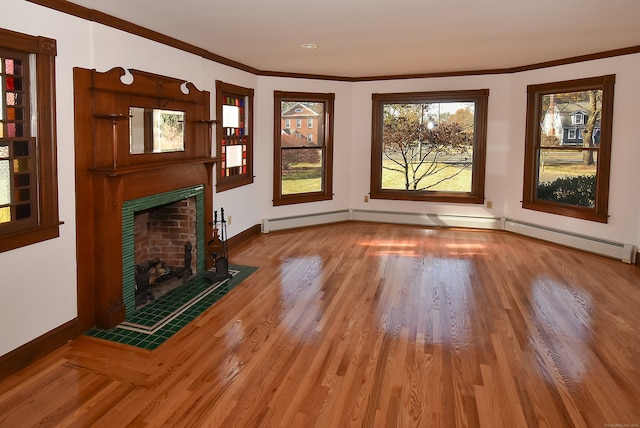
<box><xmin>0</xmin><ymin>0</ymin><xmax>258</xmax><ymax>356</ymax></box>
<box><xmin>1</xmin><ymin>1</ymin><xmax>89</xmax><ymax>357</ymax></box>
<box><xmin>1</xmin><ymin>0</ymin><xmax>638</xmax><ymax>358</ymax></box>
<box><xmin>254</xmin><ymin>77</ymin><xmax>354</xmax><ymax>222</ymax></box>
<box><xmin>349</xmin><ymin>75</ymin><xmax>510</xmax><ymax>218</ymax></box>
<box><xmin>504</xmin><ymin>56</ymin><xmax>640</xmax><ymax>245</ymax></box>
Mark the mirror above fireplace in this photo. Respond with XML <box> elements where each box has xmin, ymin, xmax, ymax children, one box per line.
<box><xmin>74</xmin><ymin>66</ymin><xmax>218</xmax><ymax>330</ymax></box>
<box><xmin>129</xmin><ymin>107</ymin><xmax>185</xmax><ymax>154</ymax></box>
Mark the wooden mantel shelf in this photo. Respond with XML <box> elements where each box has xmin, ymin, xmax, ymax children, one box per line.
<box><xmin>88</xmin><ymin>157</ymin><xmax>220</xmax><ymax>177</ymax></box>
<box><xmin>74</xmin><ymin>66</ymin><xmax>217</xmax><ymax>330</ymax></box>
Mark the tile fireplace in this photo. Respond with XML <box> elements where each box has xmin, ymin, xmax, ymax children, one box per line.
<box><xmin>73</xmin><ymin>67</ymin><xmax>217</xmax><ymax>330</ymax></box>
<box><xmin>123</xmin><ymin>185</ymin><xmax>206</xmax><ymax>317</ymax></box>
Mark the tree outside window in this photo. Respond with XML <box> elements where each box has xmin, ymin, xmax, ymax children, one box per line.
<box><xmin>370</xmin><ymin>90</ymin><xmax>488</xmax><ymax>203</ymax></box>
<box><xmin>523</xmin><ymin>75</ymin><xmax>615</xmax><ymax>222</ymax></box>
<box><xmin>273</xmin><ymin>91</ymin><xmax>334</xmax><ymax>206</ymax></box>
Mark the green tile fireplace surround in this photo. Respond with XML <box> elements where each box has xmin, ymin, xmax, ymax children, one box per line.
<box><xmin>84</xmin><ymin>184</ymin><xmax>262</xmax><ymax>350</ymax></box>
<box><xmin>121</xmin><ymin>185</ymin><xmax>206</xmax><ymax>318</ymax></box>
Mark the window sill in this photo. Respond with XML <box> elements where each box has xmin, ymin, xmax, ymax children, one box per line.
<box><xmin>522</xmin><ymin>201</ymin><xmax>608</xmax><ymax>223</ymax></box>
<box><xmin>0</xmin><ymin>222</ymin><xmax>62</xmax><ymax>253</ymax></box>
<box><xmin>370</xmin><ymin>190</ymin><xmax>484</xmax><ymax>204</ymax></box>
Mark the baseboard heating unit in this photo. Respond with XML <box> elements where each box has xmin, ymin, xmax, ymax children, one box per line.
<box><xmin>261</xmin><ymin>210</ymin><xmax>636</xmax><ymax>263</ymax></box>
<box><xmin>504</xmin><ymin>218</ymin><xmax>635</xmax><ymax>264</ymax></box>
<box><xmin>350</xmin><ymin>209</ymin><xmax>503</xmax><ymax>230</ymax></box>
<box><xmin>262</xmin><ymin>210</ymin><xmax>350</xmax><ymax>233</ymax></box>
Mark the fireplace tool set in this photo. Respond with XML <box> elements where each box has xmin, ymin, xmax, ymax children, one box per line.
<box><xmin>133</xmin><ymin>208</ymin><xmax>231</xmax><ymax>308</ymax></box>
<box><xmin>206</xmin><ymin>207</ymin><xmax>232</xmax><ymax>283</ymax></box>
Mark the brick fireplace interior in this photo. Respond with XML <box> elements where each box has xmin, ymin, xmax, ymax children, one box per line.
<box><xmin>134</xmin><ymin>199</ymin><xmax>197</xmax><ymax>272</ymax></box>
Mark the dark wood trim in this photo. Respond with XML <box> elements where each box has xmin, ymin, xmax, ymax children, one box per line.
<box><xmin>272</xmin><ymin>91</ymin><xmax>335</xmax><ymax>206</ymax></box>
<box><xmin>226</xmin><ymin>224</ymin><xmax>262</xmax><ymax>252</ymax></box>
<box><xmin>0</xmin><ymin>27</ymin><xmax>60</xmax><ymax>253</ymax></box>
<box><xmin>0</xmin><ymin>318</ymin><xmax>78</xmax><ymax>381</ymax></box>
<box><xmin>74</xmin><ymin>66</ymin><xmax>215</xmax><ymax>330</ymax></box>
<box><xmin>259</xmin><ymin>69</ymin><xmax>355</xmax><ymax>82</ymax></box>
<box><xmin>26</xmin><ymin>0</ymin><xmax>259</xmax><ymax>75</ymax></box>
<box><xmin>356</xmin><ymin>46</ymin><xmax>640</xmax><ymax>81</ymax></box>
<box><xmin>26</xmin><ymin>0</ymin><xmax>640</xmax><ymax>82</ymax></box>
<box><xmin>369</xmin><ymin>89</ymin><xmax>489</xmax><ymax>204</ymax></box>
<box><xmin>215</xmin><ymin>81</ymin><xmax>255</xmax><ymax>193</ymax></box>
<box><xmin>521</xmin><ymin>75</ymin><xmax>615</xmax><ymax>223</ymax></box>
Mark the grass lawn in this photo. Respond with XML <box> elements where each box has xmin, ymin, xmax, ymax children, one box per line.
<box><xmin>381</xmin><ymin>160</ymin><xmax>472</xmax><ymax>192</ymax></box>
<box><xmin>282</xmin><ymin>156</ymin><xmax>594</xmax><ymax>195</ymax></box>
<box><xmin>282</xmin><ymin>165</ymin><xmax>323</xmax><ymax>194</ymax></box>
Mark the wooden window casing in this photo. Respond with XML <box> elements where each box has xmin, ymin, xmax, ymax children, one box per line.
<box><xmin>522</xmin><ymin>75</ymin><xmax>615</xmax><ymax>222</ymax></box>
<box><xmin>0</xmin><ymin>28</ymin><xmax>59</xmax><ymax>253</ymax></box>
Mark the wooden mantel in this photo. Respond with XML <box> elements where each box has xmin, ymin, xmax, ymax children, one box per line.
<box><xmin>73</xmin><ymin>67</ymin><xmax>217</xmax><ymax>330</ymax></box>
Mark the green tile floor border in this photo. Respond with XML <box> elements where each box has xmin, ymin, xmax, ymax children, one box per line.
<box><xmin>87</xmin><ymin>264</ymin><xmax>258</xmax><ymax>350</ymax></box>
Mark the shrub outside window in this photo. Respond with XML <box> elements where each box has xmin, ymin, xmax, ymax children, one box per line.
<box><xmin>273</xmin><ymin>91</ymin><xmax>334</xmax><ymax>206</ymax></box>
<box><xmin>370</xmin><ymin>90</ymin><xmax>489</xmax><ymax>203</ymax></box>
<box><xmin>522</xmin><ymin>75</ymin><xmax>615</xmax><ymax>223</ymax></box>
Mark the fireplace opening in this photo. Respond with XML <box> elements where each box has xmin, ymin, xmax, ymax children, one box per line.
<box><xmin>122</xmin><ymin>185</ymin><xmax>206</xmax><ymax>318</ymax></box>
<box><xmin>133</xmin><ymin>197</ymin><xmax>197</xmax><ymax>309</ymax></box>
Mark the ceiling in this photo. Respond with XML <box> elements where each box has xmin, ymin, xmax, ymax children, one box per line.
<box><xmin>66</xmin><ymin>0</ymin><xmax>640</xmax><ymax>79</ymax></box>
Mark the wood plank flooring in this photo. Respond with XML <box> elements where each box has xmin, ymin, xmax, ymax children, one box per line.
<box><xmin>1</xmin><ymin>222</ymin><xmax>639</xmax><ymax>427</ymax></box>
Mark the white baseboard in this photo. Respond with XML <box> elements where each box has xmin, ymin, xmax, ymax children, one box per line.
<box><xmin>504</xmin><ymin>218</ymin><xmax>636</xmax><ymax>264</ymax></box>
<box><xmin>349</xmin><ymin>209</ymin><xmax>503</xmax><ymax>230</ymax></box>
<box><xmin>262</xmin><ymin>210</ymin><xmax>350</xmax><ymax>233</ymax></box>
<box><xmin>261</xmin><ymin>209</ymin><xmax>636</xmax><ymax>263</ymax></box>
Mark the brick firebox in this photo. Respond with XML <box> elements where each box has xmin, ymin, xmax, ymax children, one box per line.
<box><xmin>134</xmin><ymin>197</ymin><xmax>197</xmax><ymax>270</ymax></box>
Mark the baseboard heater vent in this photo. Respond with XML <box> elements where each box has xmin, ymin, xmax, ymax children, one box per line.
<box><xmin>261</xmin><ymin>210</ymin><xmax>636</xmax><ymax>263</ymax></box>
<box><xmin>262</xmin><ymin>210</ymin><xmax>350</xmax><ymax>233</ymax></box>
<box><xmin>504</xmin><ymin>218</ymin><xmax>636</xmax><ymax>264</ymax></box>
<box><xmin>350</xmin><ymin>209</ymin><xmax>503</xmax><ymax>230</ymax></box>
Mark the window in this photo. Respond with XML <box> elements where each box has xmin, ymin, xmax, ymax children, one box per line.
<box><xmin>307</xmin><ymin>118</ymin><xmax>313</xmax><ymax>128</ymax></box>
<box><xmin>296</xmin><ymin>119</ymin><xmax>302</xmax><ymax>129</ymax></box>
<box><xmin>285</xmin><ymin>119</ymin><xmax>290</xmax><ymax>129</ymax></box>
<box><xmin>523</xmin><ymin>75</ymin><xmax>615</xmax><ymax>223</ymax></box>
<box><xmin>274</xmin><ymin>91</ymin><xmax>334</xmax><ymax>206</ymax></box>
<box><xmin>0</xmin><ymin>29</ymin><xmax>59</xmax><ymax>253</ymax></box>
<box><xmin>574</xmin><ymin>112</ymin><xmax>584</xmax><ymax>125</ymax></box>
<box><xmin>215</xmin><ymin>80</ymin><xmax>254</xmax><ymax>192</ymax></box>
<box><xmin>370</xmin><ymin>90</ymin><xmax>489</xmax><ymax>203</ymax></box>
<box><xmin>568</xmin><ymin>129</ymin><xmax>577</xmax><ymax>140</ymax></box>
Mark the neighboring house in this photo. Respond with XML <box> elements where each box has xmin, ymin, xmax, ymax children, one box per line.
<box><xmin>541</xmin><ymin>101</ymin><xmax>601</xmax><ymax>146</ymax></box>
<box><xmin>281</xmin><ymin>128</ymin><xmax>307</xmax><ymax>142</ymax></box>
<box><xmin>281</xmin><ymin>102</ymin><xmax>321</xmax><ymax>144</ymax></box>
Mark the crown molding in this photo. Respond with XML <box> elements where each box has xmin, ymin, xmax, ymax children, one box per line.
<box><xmin>27</xmin><ymin>0</ymin><xmax>640</xmax><ymax>82</ymax></box>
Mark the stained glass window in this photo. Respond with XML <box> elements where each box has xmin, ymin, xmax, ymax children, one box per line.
<box><xmin>1</xmin><ymin>28</ymin><xmax>59</xmax><ymax>253</ymax></box>
<box><xmin>0</xmin><ymin>51</ymin><xmax>34</xmax><ymax>226</ymax></box>
<box><xmin>215</xmin><ymin>81</ymin><xmax>254</xmax><ymax>192</ymax></box>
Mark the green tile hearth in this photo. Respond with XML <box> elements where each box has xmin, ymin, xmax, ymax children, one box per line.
<box><xmin>87</xmin><ymin>265</ymin><xmax>257</xmax><ymax>350</ymax></box>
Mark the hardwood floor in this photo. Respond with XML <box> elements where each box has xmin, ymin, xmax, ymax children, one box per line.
<box><xmin>1</xmin><ymin>222</ymin><xmax>639</xmax><ymax>427</ymax></box>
